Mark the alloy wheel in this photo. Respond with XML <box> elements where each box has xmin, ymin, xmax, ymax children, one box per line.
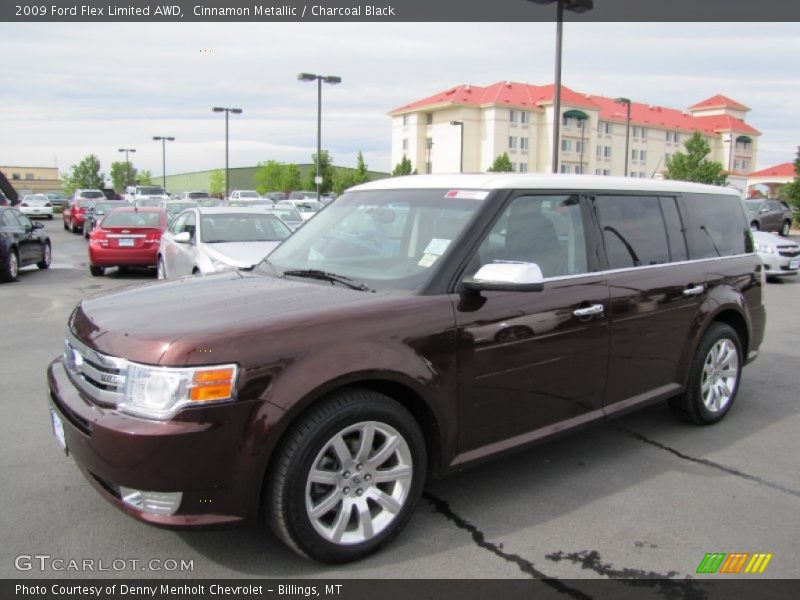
<box><xmin>700</xmin><ymin>339</ymin><xmax>739</xmax><ymax>413</ymax></box>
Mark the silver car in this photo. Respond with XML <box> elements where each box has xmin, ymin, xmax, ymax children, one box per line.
<box><xmin>753</xmin><ymin>231</ymin><xmax>799</xmax><ymax>279</ymax></box>
<box><xmin>157</xmin><ymin>207</ymin><xmax>291</xmax><ymax>279</ymax></box>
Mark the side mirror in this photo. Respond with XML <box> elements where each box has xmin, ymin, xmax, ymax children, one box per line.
<box><xmin>462</xmin><ymin>262</ymin><xmax>544</xmax><ymax>292</ymax></box>
<box><xmin>174</xmin><ymin>231</ymin><xmax>192</xmax><ymax>244</ymax></box>
<box><xmin>759</xmin><ymin>208</ymin><xmax>769</xmax><ymax>214</ymax></box>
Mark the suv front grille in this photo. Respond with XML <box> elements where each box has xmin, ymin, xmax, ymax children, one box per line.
<box><xmin>63</xmin><ymin>333</ymin><xmax>127</xmax><ymax>406</ymax></box>
<box><xmin>777</xmin><ymin>246</ymin><xmax>799</xmax><ymax>258</ymax></box>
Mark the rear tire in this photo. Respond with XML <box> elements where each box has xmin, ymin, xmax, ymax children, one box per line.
<box><xmin>267</xmin><ymin>389</ymin><xmax>426</xmax><ymax>563</ymax></box>
<box><xmin>83</xmin><ymin>222</ymin><xmax>91</xmax><ymax>239</ymax></box>
<box><xmin>63</xmin><ymin>219</ymin><xmax>68</xmax><ymax>230</ymax></box>
<box><xmin>669</xmin><ymin>323</ymin><xmax>742</xmax><ymax>425</ymax></box>
<box><xmin>89</xmin><ymin>265</ymin><xmax>104</xmax><ymax>276</ymax></box>
<box><xmin>71</xmin><ymin>220</ymin><xmax>80</xmax><ymax>234</ymax></box>
<box><xmin>779</xmin><ymin>220</ymin><xmax>791</xmax><ymax>237</ymax></box>
<box><xmin>1</xmin><ymin>249</ymin><xmax>19</xmax><ymax>282</ymax></box>
<box><xmin>37</xmin><ymin>243</ymin><xmax>51</xmax><ymax>270</ymax></box>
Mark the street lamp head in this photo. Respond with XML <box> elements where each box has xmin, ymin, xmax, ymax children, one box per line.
<box><xmin>323</xmin><ymin>75</ymin><xmax>342</xmax><ymax>85</ymax></box>
<box><xmin>450</xmin><ymin>121</ymin><xmax>463</xmax><ymax>126</ymax></box>
<box><xmin>166</xmin><ymin>137</ymin><xmax>175</xmax><ymax>141</ymax></box>
<box><xmin>230</xmin><ymin>108</ymin><xmax>243</xmax><ymax>114</ymax></box>
<box><xmin>298</xmin><ymin>73</ymin><xmax>318</xmax><ymax>82</ymax></box>
<box><xmin>615</xmin><ymin>97</ymin><xmax>631</xmax><ymax>105</ymax></box>
<box><xmin>527</xmin><ymin>0</ymin><xmax>593</xmax><ymax>12</ymax></box>
<box><xmin>212</xmin><ymin>107</ymin><xmax>225</xmax><ymax>112</ymax></box>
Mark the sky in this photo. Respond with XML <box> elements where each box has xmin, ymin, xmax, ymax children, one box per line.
<box><xmin>2</xmin><ymin>21</ymin><xmax>799</xmax><ymax>178</ymax></box>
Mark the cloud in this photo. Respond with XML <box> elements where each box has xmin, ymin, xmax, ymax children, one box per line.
<box><xmin>1</xmin><ymin>22</ymin><xmax>799</xmax><ymax>176</ymax></box>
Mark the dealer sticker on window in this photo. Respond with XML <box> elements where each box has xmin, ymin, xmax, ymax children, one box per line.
<box><xmin>444</xmin><ymin>190</ymin><xmax>489</xmax><ymax>200</ymax></box>
<box><xmin>424</xmin><ymin>238</ymin><xmax>451</xmax><ymax>256</ymax></box>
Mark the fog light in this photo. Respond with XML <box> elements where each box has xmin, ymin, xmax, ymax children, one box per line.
<box><xmin>119</xmin><ymin>487</ymin><xmax>182</xmax><ymax>516</ymax></box>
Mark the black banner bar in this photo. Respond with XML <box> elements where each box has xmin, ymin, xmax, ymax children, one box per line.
<box><xmin>3</xmin><ymin>0</ymin><xmax>800</xmax><ymax>22</ymax></box>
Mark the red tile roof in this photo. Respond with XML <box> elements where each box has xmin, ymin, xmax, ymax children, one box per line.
<box><xmin>688</xmin><ymin>94</ymin><xmax>749</xmax><ymax>112</ymax></box>
<box><xmin>748</xmin><ymin>162</ymin><xmax>796</xmax><ymax>178</ymax></box>
<box><xmin>391</xmin><ymin>82</ymin><xmax>760</xmax><ymax>135</ymax></box>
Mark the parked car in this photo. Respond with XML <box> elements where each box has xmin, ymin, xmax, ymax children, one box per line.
<box><xmin>275</xmin><ymin>199</ymin><xmax>324</xmax><ymax>221</ymax></box>
<box><xmin>124</xmin><ymin>185</ymin><xmax>169</xmax><ymax>203</ymax></box>
<box><xmin>19</xmin><ymin>194</ymin><xmax>54</xmax><ymax>219</ymax></box>
<box><xmin>82</xmin><ymin>201</ymin><xmax>124</xmax><ymax>238</ymax></box>
<box><xmin>160</xmin><ymin>199</ymin><xmax>199</xmax><ymax>225</ymax></box>
<box><xmin>0</xmin><ymin>191</ymin><xmax>9</xmax><ymax>206</ymax></box>
<box><xmin>264</xmin><ymin>206</ymin><xmax>303</xmax><ymax>231</ymax></box>
<box><xmin>157</xmin><ymin>207</ymin><xmax>291</xmax><ymax>279</ymax></box>
<box><xmin>263</xmin><ymin>191</ymin><xmax>288</xmax><ymax>202</ymax></box>
<box><xmin>743</xmin><ymin>199</ymin><xmax>793</xmax><ymax>236</ymax></box>
<box><xmin>44</xmin><ymin>191</ymin><xmax>69</xmax><ymax>209</ymax></box>
<box><xmin>753</xmin><ymin>230</ymin><xmax>799</xmax><ymax>279</ymax></box>
<box><xmin>226</xmin><ymin>198</ymin><xmax>274</xmax><ymax>209</ymax></box>
<box><xmin>1</xmin><ymin>206</ymin><xmax>51</xmax><ymax>282</ymax></box>
<box><xmin>87</xmin><ymin>207</ymin><xmax>167</xmax><ymax>276</ymax></box>
<box><xmin>288</xmin><ymin>190</ymin><xmax>318</xmax><ymax>200</ymax></box>
<box><xmin>228</xmin><ymin>190</ymin><xmax>263</xmax><ymax>202</ymax></box>
<box><xmin>175</xmin><ymin>191</ymin><xmax>213</xmax><ymax>203</ymax></box>
<box><xmin>48</xmin><ymin>175</ymin><xmax>764</xmax><ymax>563</ymax></box>
<box><xmin>64</xmin><ymin>190</ymin><xmax>105</xmax><ymax>233</ymax></box>
<box><xmin>101</xmin><ymin>188</ymin><xmax>122</xmax><ymax>200</ymax></box>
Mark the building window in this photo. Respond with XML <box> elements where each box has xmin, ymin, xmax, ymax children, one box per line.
<box><xmin>604</xmin><ymin>146</ymin><xmax>612</xmax><ymax>158</ymax></box>
<box><xmin>520</xmin><ymin>137</ymin><xmax>529</xmax><ymax>150</ymax></box>
<box><xmin>25</xmin><ymin>173</ymin><xmax>34</xmax><ymax>180</ymax></box>
<box><xmin>734</xmin><ymin>160</ymin><xmax>740</xmax><ymax>170</ymax></box>
<box><xmin>597</xmin><ymin>121</ymin><xmax>611</xmax><ymax>135</ymax></box>
<box><xmin>665</xmin><ymin>152</ymin><xmax>671</xmax><ymax>162</ymax></box>
<box><xmin>596</xmin><ymin>168</ymin><xmax>602</xmax><ymax>175</ymax></box>
<box><xmin>402</xmin><ymin>115</ymin><xmax>409</xmax><ymax>126</ymax></box>
<box><xmin>632</xmin><ymin>126</ymin><xmax>647</xmax><ymax>139</ymax></box>
<box><xmin>561</xmin><ymin>139</ymin><xmax>573</xmax><ymax>152</ymax></box>
<box><xmin>12</xmin><ymin>173</ymin><xmax>20</xmax><ymax>180</ymax></box>
<box><xmin>508</xmin><ymin>136</ymin><xmax>518</xmax><ymax>149</ymax></box>
<box><xmin>511</xmin><ymin>162</ymin><xmax>517</xmax><ymax>171</ymax></box>
<box><xmin>673</xmin><ymin>132</ymin><xmax>680</xmax><ymax>143</ymax></box>
<box><xmin>426</xmin><ymin>113</ymin><xmax>433</xmax><ymax>125</ymax></box>
<box><xmin>639</xmin><ymin>172</ymin><xmax>647</xmax><ymax>178</ymax></box>
<box><xmin>509</xmin><ymin>109</ymin><xmax>518</xmax><ymax>123</ymax></box>
<box><xmin>640</xmin><ymin>150</ymin><xmax>647</xmax><ymax>161</ymax></box>
<box><xmin>519</xmin><ymin>163</ymin><xmax>528</xmax><ymax>173</ymax></box>
<box><xmin>742</xmin><ymin>159</ymin><xmax>749</xmax><ymax>170</ymax></box>
<box><xmin>576</xmin><ymin>141</ymin><xmax>584</xmax><ymax>154</ymax></box>
<box><xmin>596</xmin><ymin>145</ymin><xmax>602</xmax><ymax>158</ymax></box>
<box><xmin>603</xmin><ymin>169</ymin><xmax>611</xmax><ymax>176</ymax></box>
<box><xmin>520</xmin><ymin>111</ymin><xmax>530</xmax><ymax>124</ymax></box>
<box><xmin>574</xmin><ymin>165</ymin><xmax>584</xmax><ymax>174</ymax></box>
<box><xmin>402</xmin><ymin>139</ymin><xmax>408</xmax><ymax>151</ymax></box>
<box><xmin>562</xmin><ymin>115</ymin><xmax>572</xmax><ymax>127</ymax></box>
<box><xmin>425</xmin><ymin>161</ymin><xmax>432</xmax><ymax>174</ymax></box>
<box><xmin>426</xmin><ymin>137</ymin><xmax>433</xmax><ymax>149</ymax></box>
<box><xmin>560</xmin><ymin>164</ymin><xmax>571</xmax><ymax>174</ymax></box>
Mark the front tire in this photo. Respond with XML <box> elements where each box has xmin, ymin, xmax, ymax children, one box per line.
<box><xmin>779</xmin><ymin>220</ymin><xmax>791</xmax><ymax>237</ymax></box>
<box><xmin>669</xmin><ymin>323</ymin><xmax>742</xmax><ymax>425</ymax></box>
<box><xmin>37</xmin><ymin>243</ymin><xmax>51</xmax><ymax>269</ymax></box>
<box><xmin>157</xmin><ymin>257</ymin><xmax>166</xmax><ymax>280</ymax></box>
<box><xmin>71</xmin><ymin>219</ymin><xmax>80</xmax><ymax>234</ymax></box>
<box><xmin>267</xmin><ymin>389</ymin><xmax>426</xmax><ymax>563</ymax></box>
<box><xmin>89</xmin><ymin>265</ymin><xmax>104</xmax><ymax>276</ymax></box>
<box><xmin>750</xmin><ymin>221</ymin><xmax>760</xmax><ymax>232</ymax></box>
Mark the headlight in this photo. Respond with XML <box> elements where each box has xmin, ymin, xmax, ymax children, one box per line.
<box><xmin>120</xmin><ymin>363</ymin><xmax>238</xmax><ymax>420</ymax></box>
<box><xmin>756</xmin><ymin>243</ymin><xmax>775</xmax><ymax>254</ymax></box>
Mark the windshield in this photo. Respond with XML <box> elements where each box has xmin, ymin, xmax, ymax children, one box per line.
<box><xmin>197</xmin><ymin>198</ymin><xmax>222</xmax><ymax>207</ymax></box>
<box><xmin>292</xmin><ymin>201</ymin><xmax>323</xmax><ymax>213</ymax></box>
<box><xmin>743</xmin><ymin>200</ymin><xmax>762</xmax><ymax>213</ymax></box>
<box><xmin>268</xmin><ymin>207</ymin><xmax>302</xmax><ymax>222</ymax></box>
<box><xmin>262</xmin><ymin>189</ymin><xmax>485</xmax><ymax>291</ymax></box>
<box><xmin>237</xmin><ymin>191</ymin><xmax>260</xmax><ymax>198</ymax></box>
<box><xmin>78</xmin><ymin>191</ymin><xmax>104</xmax><ymax>199</ymax></box>
<box><xmin>136</xmin><ymin>198</ymin><xmax>162</xmax><ymax>207</ymax></box>
<box><xmin>24</xmin><ymin>195</ymin><xmax>49</xmax><ymax>204</ymax></box>
<box><xmin>92</xmin><ymin>202</ymin><xmax>119</xmax><ymax>214</ymax></box>
<box><xmin>102</xmin><ymin>211</ymin><xmax>162</xmax><ymax>228</ymax></box>
<box><xmin>201</xmin><ymin>213</ymin><xmax>291</xmax><ymax>243</ymax></box>
<box><xmin>165</xmin><ymin>201</ymin><xmax>198</xmax><ymax>214</ymax></box>
<box><xmin>137</xmin><ymin>186</ymin><xmax>165</xmax><ymax>196</ymax></box>
<box><xmin>187</xmin><ymin>192</ymin><xmax>210</xmax><ymax>199</ymax></box>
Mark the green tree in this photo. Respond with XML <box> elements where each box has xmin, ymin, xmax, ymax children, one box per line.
<box><xmin>137</xmin><ymin>169</ymin><xmax>153</xmax><ymax>185</ymax></box>
<box><xmin>392</xmin><ymin>155</ymin><xmax>414</xmax><ymax>176</ymax></box>
<box><xmin>353</xmin><ymin>151</ymin><xmax>370</xmax><ymax>185</ymax></box>
<box><xmin>780</xmin><ymin>153</ymin><xmax>800</xmax><ymax>224</ymax></box>
<box><xmin>664</xmin><ymin>131</ymin><xmax>728</xmax><ymax>186</ymax></box>
<box><xmin>281</xmin><ymin>164</ymin><xmax>302</xmax><ymax>193</ymax></box>
<box><xmin>61</xmin><ymin>154</ymin><xmax>105</xmax><ymax>194</ymax></box>
<box><xmin>304</xmin><ymin>150</ymin><xmax>335</xmax><ymax>194</ymax></box>
<box><xmin>208</xmin><ymin>169</ymin><xmax>226</xmax><ymax>198</ymax></box>
<box><xmin>487</xmin><ymin>152</ymin><xmax>513</xmax><ymax>172</ymax></box>
<box><xmin>332</xmin><ymin>169</ymin><xmax>358</xmax><ymax>196</ymax></box>
<box><xmin>110</xmin><ymin>161</ymin><xmax>137</xmax><ymax>192</ymax></box>
<box><xmin>253</xmin><ymin>160</ymin><xmax>285</xmax><ymax>194</ymax></box>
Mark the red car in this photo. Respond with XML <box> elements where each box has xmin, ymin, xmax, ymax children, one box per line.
<box><xmin>63</xmin><ymin>197</ymin><xmax>99</xmax><ymax>233</ymax></box>
<box><xmin>88</xmin><ymin>207</ymin><xmax>167</xmax><ymax>276</ymax></box>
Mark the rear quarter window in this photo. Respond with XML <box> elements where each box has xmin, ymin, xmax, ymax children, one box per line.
<box><xmin>679</xmin><ymin>193</ymin><xmax>751</xmax><ymax>259</ymax></box>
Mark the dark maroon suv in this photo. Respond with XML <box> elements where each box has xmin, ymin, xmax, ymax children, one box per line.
<box><xmin>48</xmin><ymin>174</ymin><xmax>765</xmax><ymax>563</ymax></box>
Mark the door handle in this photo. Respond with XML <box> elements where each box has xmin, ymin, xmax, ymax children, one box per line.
<box><xmin>683</xmin><ymin>285</ymin><xmax>705</xmax><ymax>297</ymax></box>
<box><xmin>573</xmin><ymin>304</ymin><xmax>604</xmax><ymax>317</ymax></box>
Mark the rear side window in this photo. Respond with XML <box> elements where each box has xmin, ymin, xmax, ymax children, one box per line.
<box><xmin>594</xmin><ymin>195</ymin><xmax>670</xmax><ymax>268</ymax></box>
<box><xmin>679</xmin><ymin>194</ymin><xmax>750</xmax><ymax>259</ymax></box>
<box><xmin>660</xmin><ymin>196</ymin><xmax>688</xmax><ymax>262</ymax></box>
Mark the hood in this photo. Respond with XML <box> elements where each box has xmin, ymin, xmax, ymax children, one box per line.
<box><xmin>69</xmin><ymin>272</ymin><xmax>380</xmax><ymax>364</ymax></box>
<box><xmin>205</xmin><ymin>241</ymin><xmax>281</xmax><ymax>268</ymax></box>
<box><xmin>753</xmin><ymin>231</ymin><xmax>793</xmax><ymax>247</ymax></box>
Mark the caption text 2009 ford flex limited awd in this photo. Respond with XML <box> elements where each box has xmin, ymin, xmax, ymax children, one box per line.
<box><xmin>47</xmin><ymin>174</ymin><xmax>765</xmax><ymax>563</ymax></box>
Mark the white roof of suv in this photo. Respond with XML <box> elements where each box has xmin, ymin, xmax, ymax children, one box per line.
<box><xmin>351</xmin><ymin>174</ymin><xmax>740</xmax><ymax>196</ymax></box>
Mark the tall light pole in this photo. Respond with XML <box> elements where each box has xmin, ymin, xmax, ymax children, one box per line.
<box><xmin>528</xmin><ymin>0</ymin><xmax>593</xmax><ymax>174</ymax></box>
<box><xmin>450</xmin><ymin>121</ymin><xmax>464</xmax><ymax>173</ymax></box>
<box><xmin>298</xmin><ymin>72</ymin><xmax>342</xmax><ymax>202</ymax></box>
<box><xmin>212</xmin><ymin>107</ymin><xmax>243</xmax><ymax>199</ymax></box>
<box><xmin>117</xmin><ymin>148</ymin><xmax>136</xmax><ymax>188</ymax></box>
<box><xmin>152</xmin><ymin>136</ymin><xmax>175</xmax><ymax>190</ymax></box>
<box><xmin>615</xmin><ymin>97</ymin><xmax>632</xmax><ymax>176</ymax></box>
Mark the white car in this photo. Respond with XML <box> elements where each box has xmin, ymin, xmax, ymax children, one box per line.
<box><xmin>124</xmin><ymin>185</ymin><xmax>169</xmax><ymax>203</ymax></box>
<box><xmin>19</xmin><ymin>194</ymin><xmax>54</xmax><ymax>219</ymax></box>
<box><xmin>275</xmin><ymin>199</ymin><xmax>324</xmax><ymax>221</ymax></box>
<box><xmin>227</xmin><ymin>190</ymin><xmax>262</xmax><ymax>202</ymax></box>
<box><xmin>157</xmin><ymin>207</ymin><xmax>292</xmax><ymax>279</ymax></box>
<box><xmin>753</xmin><ymin>230</ymin><xmax>799</xmax><ymax>279</ymax></box>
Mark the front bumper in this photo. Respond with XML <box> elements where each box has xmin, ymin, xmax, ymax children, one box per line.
<box><xmin>47</xmin><ymin>357</ymin><xmax>265</xmax><ymax>527</ymax></box>
<box><xmin>760</xmin><ymin>251</ymin><xmax>799</xmax><ymax>277</ymax></box>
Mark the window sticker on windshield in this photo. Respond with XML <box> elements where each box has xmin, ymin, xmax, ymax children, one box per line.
<box><xmin>417</xmin><ymin>253</ymin><xmax>439</xmax><ymax>268</ymax></box>
<box><xmin>445</xmin><ymin>190</ymin><xmax>490</xmax><ymax>200</ymax></box>
<box><xmin>424</xmin><ymin>238</ymin><xmax>451</xmax><ymax>256</ymax></box>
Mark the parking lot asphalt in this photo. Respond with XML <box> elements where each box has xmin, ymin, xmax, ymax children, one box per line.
<box><xmin>2</xmin><ymin>219</ymin><xmax>798</xmax><ymax>585</ymax></box>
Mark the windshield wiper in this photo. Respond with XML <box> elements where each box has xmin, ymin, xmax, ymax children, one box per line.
<box><xmin>282</xmin><ymin>269</ymin><xmax>372</xmax><ymax>292</ymax></box>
